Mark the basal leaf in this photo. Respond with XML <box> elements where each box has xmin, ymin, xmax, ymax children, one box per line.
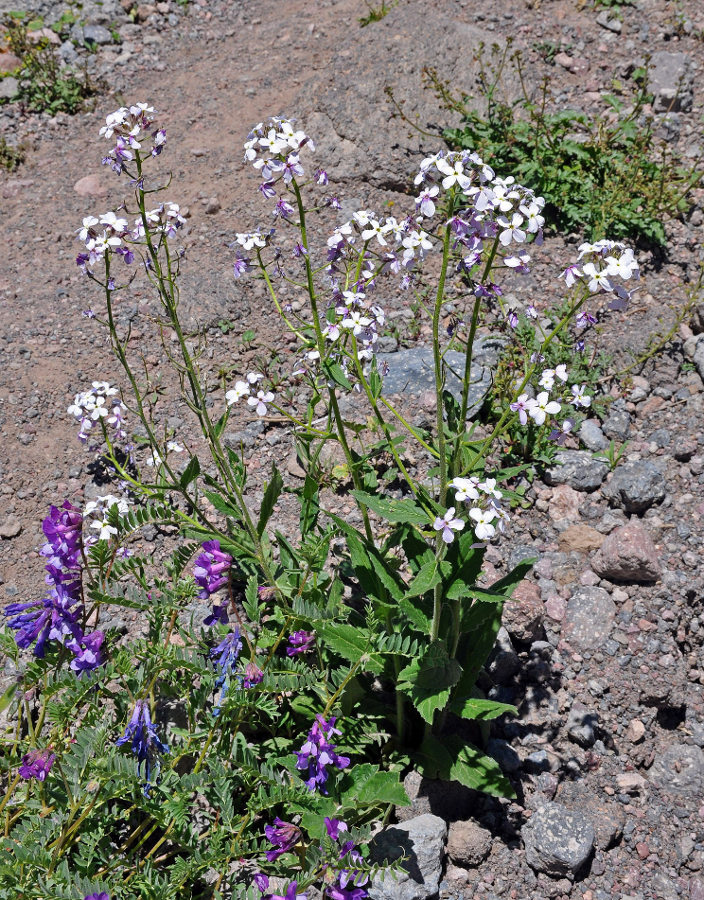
<box><xmin>397</xmin><ymin>641</ymin><xmax>462</xmax><ymax>723</ymax></box>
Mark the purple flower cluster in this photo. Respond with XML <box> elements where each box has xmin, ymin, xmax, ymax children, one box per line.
<box><xmin>115</xmin><ymin>700</ymin><xmax>169</xmax><ymax>796</ymax></box>
<box><xmin>264</xmin><ymin>817</ymin><xmax>302</xmax><ymax>861</ymax></box>
<box><xmin>84</xmin><ymin>893</ymin><xmax>110</xmax><ymax>900</ymax></box>
<box><xmin>4</xmin><ymin>502</ymin><xmax>104</xmax><ymax>674</ymax></box>
<box><xmin>286</xmin><ymin>630</ymin><xmax>315</xmax><ymax>656</ymax></box>
<box><xmin>295</xmin><ymin>715</ymin><xmax>350</xmax><ymax>794</ymax></box>
<box><xmin>19</xmin><ymin>748</ymin><xmax>55</xmax><ymax>782</ymax></box>
<box><xmin>99</xmin><ymin>103</ymin><xmax>165</xmax><ymax>175</ymax></box>
<box><xmin>322</xmin><ymin>818</ymin><xmax>369</xmax><ymax>900</ymax></box>
<box><xmin>194</xmin><ymin>540</ymin><xmax>233</xmax><ymax>625</ymax></box>
<box><xmin>210</xmin><ymin>629</ymin><xmax>242</xmax><ymax>715</ymax></box>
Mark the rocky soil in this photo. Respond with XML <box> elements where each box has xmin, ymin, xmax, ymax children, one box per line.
<box><xmin>2</xmin><ymin>0</ymin><xmax>704</xmax><ymax>898</ymax></box>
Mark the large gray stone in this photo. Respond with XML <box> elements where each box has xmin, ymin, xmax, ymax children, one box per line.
<box><xmin>0</xmin><ymin>76</ymin><xmax>20</xmax><ymax>100</ymax></box>
<box><xmin>650</xmin><ymin>744</ymin><xmax>704</xmax><ymax>799</ymax></box>
<box><xmin>601</xmin><ymin>460</ymin><xmax>667</xmax><ymax>513</ymax></box>
<box><xmin>523</xmin><ymin>802</ymin><xmax>594</xmax><ymax>877</ymax></box>
<box><xmin>556</xmin><ymin>782</ymin><xmax>625</xmax><ymax>851</ymax></box>
<box><xmin>544</xmin><ymin>450</ymin><xmax>609</xmax><ymax>492</ymax></box>
<box><xmin>377</xmin><ymin>345</ymin><xmax>494</xmax><ymax>418</ymax></box>
<box><xmin>564</xmin><ymin>587</ymin><xmax>615</xmax><ymax>650</ymax></box>
<box><xmin>649</xmin><ymin>51</ymin><xmax>694</xmax><ymax>113</ymax></box>
<box><xmin>370</xmin><ymin>814</ymin><xmax>447</xmax><ymax>900</ymax></box>
<box><xmin>299</xmin><ymin>3</ymin><xmax>512</xmax><ymax>190</ymax></box>
<box><xmin>579</xmin><ymin>419</ymin><xmax>609</xmax><ymax>452</ymax></box>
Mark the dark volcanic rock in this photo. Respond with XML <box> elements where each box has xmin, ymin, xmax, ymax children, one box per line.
<box><xmin>601</xmin><ymin>460</ymin><xmax>667</xmax><ymax>512</ymax></box>
<box><xmin>543</xmin><ymin>450</ymin><xmax>609</xmax><ymax>492</ymax></box>
<box><xmin>522</xmin><ymin>802</ymin><xmax>594</xmax><ymax>877</ymax></box>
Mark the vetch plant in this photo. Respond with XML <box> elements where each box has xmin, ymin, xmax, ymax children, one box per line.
<box><xmin>1</xmin><ymin>103</ymin><xmax>642</xmax><ymax>897</ymax></box>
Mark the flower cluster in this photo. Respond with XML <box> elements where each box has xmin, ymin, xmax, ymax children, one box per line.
<box><xmin>100</xmin><ymin>102</ymin><xmax>166</xmax><ymax>174</ymax></box>
<box><xmin>561</xmin><ymin>240</ymin><xmax>640</xmax><ymax>324</ymax></box>
<box><xmin>440</xmin><ymin>476</ymin><xmax>510</xmax><ymax>543</ymax></box>
<box><xmin>287</xmin><ymin>630</ymin><xmax>315</xmax><ymax>656</ymax></box>
<box><xmin>83</xmin><ymin>494</ymin><xmax>129</xmax><ymax>543</ymax></box>
<box><xmin>254</xmin><ymin>874</ymin><xmax>307</xmax><ymax>900</ymax></box>
<box><xmin>295</xmin><ymin>715</ymin><xmax>350</xmax><ymax>793</ymax></box>
<box><xmin>67</xmin><ymin>382</ymin><xmax>128</xmax><ymax>445</ymax></box>
<box><xmin>510</xmin><ymin>363</ymin><xmax>590</xmax><ymax>443</ymax></box>
<box><xmin>19</xmin><ymin>748</ymin><xmax>55</xmax><ymax>782</ymax></box>
<box><xmin>245</xmin><ymin>116</ymin><xmax>315</xmax><ymax>195</ymax></box>
<box><xmin>76</xmin><ymin>202</ymin><xmax>186</xmax><ymax>274</ymax></box>
<box><xmin>226</xmin><ymin>372</ymin><xmax>275</xmax><ymax>417</ymax></box>
<box><xmin>115</xmin><ymin>700</ymin><xmax>169</xmax><ymax>795</ymax></box>
<box><xmin>210</xmin><ymin>628</ymin><xmax>242</xmax><ymax>715</ymax></box>
<box><xmin>193</xmin><ymin>540</ymin><xmax>232</xmax><ymax>625</ymax></box>
<box><xmin>264</xmin><ymin>818</ymin><xmax>302</xmax><ymax>861</ymax></box>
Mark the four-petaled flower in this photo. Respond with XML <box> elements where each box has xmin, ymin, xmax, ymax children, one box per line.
<box><xmin>528</xmin><ymin>391</ymin><xmax>561</xmax><ymax>426</ymax></box>
<box><xmin>570</xmin><ymin>384</ymin><xmax>591</xmax><ymax>408</ymax></box>
<box><xmin>469</xmin><ymin>507</ymin><xmax>497</xmax><ymax>541</ymax></box>
<box><xmin>433</xmin><ymin>508</ymin><xmax>464</xmax><ymax>544</ymax></box>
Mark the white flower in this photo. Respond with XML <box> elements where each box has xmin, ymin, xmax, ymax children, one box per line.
<box><xmin>449</xmin><ymin>476</ymin><xmax>480</xmax><ymax>503</ymax></box>
<box><xmin>582</xmin><ymin>262</ymin><xmax>613</xmax><ymax>293</ymax></box>
<box><xmin>469</xmin><ymin>507</ymin><xmax>497</xmax><ymax>541</ymax></box>
<box><xmin>555</xmin><ymin>364</ymin><xmax>568</xmax><ymax>382</ymax></box>
<box><xmin>510</xmin><ymin>393</ymin><xmax>536</xmax><ymax>425</ymax></box>
<box><xmin>77</xmin><ymin>216</ymin><xmax>99</xmax><ymax>242</ymax></box>
<box><xmin>529</xmin><ymin>392</ymin><xmax>561</xmax><ymax>426</ymax></box>
<box><xmin>478</xmin><ymin>478</ymin><xmax>502</xmax><ymax>500</ymax></box>
<box><xmin>416</xmin><ymin>186</ymin><xmax>439</xmax><ymax>217</ymax></box>
<box><xmin>498</xmin><ymin>213</ymin><xmax>526</xmax><ymax>247</ymax></box>
<box><xmin>226</xmin><ymin>380</ymin><xmax>250</xmax><ymax>404</ymax></box>
<box><xmin>605</xmin><ymin>249</ymin><xmax>639</xmax><ymax>280</ymax></box>
<box><xmin>248</xmin><ymin>390</ymin><xmax>274</xmax><ymax>416</ymax></box>
<box><xmin>434</xmin><ymin>507</ymin><xmax>465</xmax><ymax>544</ymax></box>
<box><xmin>570</xmin><ymin>384</ymin><xmax>592</xmax><ymax>408</ymax></box>
<box><xmin>236</xmin><ymin>231</ymin><xmax>266</xmax><ymax>251</ymax></box>
<box><xmin>504</xmin><ymin>250</ymin><xmax>530</xmax><ymax>271</ymax></box>
<box><xmin>436</xmin><ymin>157</ymin><xmax>472</xmax><ymax>191</ymax></box>
<box><xmin>361</xmin><ymin>220</ymin><xmax>391</xmax><ymax>247</ymax></box>
<box><xmin>520</xmin><ymin>202</ymin><xmax>545</xmax><ymax>234</ymax></box>
<box><xmin>539</xmin><ymin>369</ymin><xmax>556</xmax><ymax>391</ymax></box>
<box><xmin>247</xmin><ymin>372</ymin><xmax>264</xmax><ymax>385</ymax></box>
<box><xmin>341</xmin><ymin>310</ymin><xmax>372</xmax><ymax>335</ymax></box>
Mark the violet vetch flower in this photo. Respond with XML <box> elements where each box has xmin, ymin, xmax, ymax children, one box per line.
<box><xmin>326</xmin><ymin>837</ymin><xmax>369</xmax><ymax>900</ymax></box>
<box><xmin>325</xmin><ymin>817</ymin><xmax>348</xmax><ymax>841</ymax></box>
<box><xmin>255</xmin><ymin>874</ymin><xmax>307</xmax><ymax>900</ymax></box>
<box><xmin>286</xmin><ymin>630</ymin><xmax>315</xmax><ymax>656</ymax></box>
<box><xmin>84</xmin><ymin>894</ymin><xmax>110</xmax><ymax>900</ymax></box>
<box><xmin>70</xmin><ymin>630</ymin><xmax>106</xmax><ymax>675</ymax></box>
<box><xmin>295</xmin><ymin>715</ymin><xmax>350</xmax><ymax>794</ymax></box>
<box><xmin>264</xmin><ymin>817</ymin><xmax>302</xmax><ymax>861</ymax></box>
<box><xmin>210</xmin><ymin>628</ymin><xmax>242</xmax><ymax>715</ymax></box>
<box><xmin>19</xmin><ymin>748</ymin><xmax>55</xmax><ymax>782</ymax></box>
<box><xmin>193</xmin><ymin>540</ymin><xmax>232</xmax><ymax>625</ymax></box>
<box><xmin>243</xmin><ymin>661</ymin><xmax>264</xmax><ymax>688</ymax></box>
<box><xmin>115</xmin><ymin>700</ymin><xmax>169</xmax><ymax>795</ymax></box>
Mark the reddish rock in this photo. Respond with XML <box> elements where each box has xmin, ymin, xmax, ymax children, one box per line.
<box><xmin>558</xmin><ymin>524</ymin><xmax>604</xmax><ymax>553</ymax></box>
<box><xmin>591</xmin><ymin>521</ymin><xmax>661</xmax><ymax>583</ymax></box>
<box><xmin>547</xmin><ymin>484</ymin><xmax>582</xmax><ymax>523</ymax></box>
<box><xmin>503</xmin><ymin>581</ymin><xmax>544</xmax><ymax>642</ymax></box>
<box><xmin>74</xmin><ymin>174</ymin><xmax>108</xmax><ymax>197</ymax></box>
<box><xmin>0</xmin><ymin>51</ymin><xmax>22</xmax><ymax>74</ymax></box>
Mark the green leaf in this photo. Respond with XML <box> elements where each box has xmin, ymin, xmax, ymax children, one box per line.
<box><xmin>300</xmin><ymin>474</ymin><xmax>320</xmax><ymax>536</ymax></box>
<box><xmin>328</xmin><ymin>512</ymin><xmax>404</xmax><ymax>603</ymax></box>
<box><xmin>397</xmin><ymin>596</ymin><xmax>431</xmax><ymax>632</ymax></box>
<box><xmin>397</xmin><ymin>641</ymin><xmax>462</xmax><ymax>723</ymax></box>
<box><xmin>319</xmin><ymin>623</ymin><xmax>384</xmax><ymax>674</ymax></box>
<box><xmin>415</xmin><ymin>734</ymin><xmax>514</xmax><ymax>798</ymax></box>
<box><xmin>406</xmin><ymin>558</ymin><xmax>441</xmax><ymax>599</ymax></box>
<box><xmin>448</xmin><ymin>696</ymin><xmax>517</xmax><ymax>721</ymax></box>
<box><xmin>350</xmin><ymin>491</ymin><xmax>430</xmax><ymax>525</ymax></box>
<box><xmin>179</xmin><ymin>455</ymin><xmax>200</xmax><ymax>489</ymax></box>
<box><xmin>0</xmin><ymin>681</ymin><xmax>17</xmax><ymax>715</ymax></box>
<box><xmin>322</xmin><ymin>360</ymin><xmax>352</xmax><ymax>390</ymax></box>
<box><xmin>203</xmin><ymin>490</ymin><xmax>241</xmax><ymax>520</ymax></box>
<box><xmin>455</xmin><ymin>602</ymin><xmax>502</xmax><ymax>694</ymax></box>
<box><xmin>243</xmin><ymin>575</ymin><xmax>261</xmax><ymax>624</ymax></box>
<box><xmin>342</xmin><ymin>767</ymin><xmax>409</xmax><ymax>807</ymax></box>
<box><xmin>257</xmin><ymin>465</ymin><xmax>283</xmax><ymax>537</ymax></box>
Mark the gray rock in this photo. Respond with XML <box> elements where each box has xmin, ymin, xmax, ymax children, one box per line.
<box><xmin>543</xmin><ymin>450</ymin><xmax>609</xmax><ymax>492</ymax></box>
<box><xmin>0</xmin><ymin>76</ymin><xmax>20</xmax><ymax>100</ymax></box>
<box><xmin>579</xmin><ymin>419</ymin><xmax>609</xmax><ymax>452</ymax></box>
<box><xmin>447</xmin><ymin>819</ymin><xmax>492</xmax><ymax>867</ymax></box>
<box><xmin>299</xmin><ymin>4</ymin><xmax>509</xmax><ymax>190</ymax></box>
<box><xmin>566</xmin><ymin>702</ymin><xmax>597</xmax><ymax>748</ymax></box>
<box><xmin>59</xmin><ymin>40</ymin><xmax>78</xmax><ymax>63</ymax></box>
<box><xmin>649</xmin><ymin>50</ymin><xmax>694</xmax><ymax>113</ymax></box>
<box><xmin>487</xmin><ymin>627</ymin><xmax>520</xmax><ymax>684</ymax></box>
<box><xmin>486</xmin><ymin>738</ymin><xmax>521</xmax><ymax>774</ymax></box>
<box><xmin>687</xmin><ymin>334</ymin><xmax>704</xmax><ymax>382</ymax></box>
<box><xmin>523</xmin><ymin>802</ymin><xmax>594</xmax><ymax>877</ymax></box>
<box><xmin>83</xmin><ymin>23</ymin><xmax>114</xmax><ymax>44</ymax></box>
<box><xmin>370</xmin><ymin>814</ymin><xmax>447</xmax><ymax>900</ymax></box>
<box><xmin>564</xmin><ymin>587</ymin><xmax>615</xmax><ymax>650</ymax></box>
<box><xmin>601</xmin><ymin>408</ymin><xmax>630</xmax><ymax>441</ymax></box>
<box><xmin>555</xmin><ymin>782</ymin><xmax>624</xmax><ymax>850</ymax></box>
<box><xmin>0</xmin><ymin>517</ymin><xmax>22</xmax><ymax>539</ymax></box>
<box><xmin>377</xmin><ymin>346</ymin><xmax>493</xmax><ymax>417</ymax></box>
<box><xmin>650</xmin><ymin>744</ymin><xmax>704</xmax><ymax>799</ymax></box>
<box><xmin>601</xmin><ymin>460</ymin><xmax>666</xmax><ymax>512</ymax></box>
<box><xmin>596</xmin><ymin>10</ymin><xmax>622</xmax><ymax>32</ymax></box>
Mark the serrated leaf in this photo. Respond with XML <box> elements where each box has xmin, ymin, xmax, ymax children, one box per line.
<box><xmin>341</xmin><ymin>766</ymin><xmax>409</xmax><ymax>807</ymax></box>
<box><xmin>415</xmin><ymin>734</ymin><xmax>514</xmax><ymax>798</ymax></box>
<box><xmin>350</xmin><ymin>491</ymin><xmax>430</xmax><ymax>525</ymax></box>
<box><xmin>397</xmin><ymin>641</ymin><xmax>462</xmax><ymax>723</ymax></box>
<box><xmin>406</xmin><ymin>558</ymin><xmax>441</xmax><ymax>599</ymax></box>
<box><xmin>319</xmin><ymin>624</ymin><xmax>384</xmax><ymax>674</ymax></box>
<box><xmin>258</xmin><ymin>465</ymin><xmax>283</xmax><ymax>537</ymax></box>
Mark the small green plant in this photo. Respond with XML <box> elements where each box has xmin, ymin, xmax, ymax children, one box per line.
<box><xmin>0</xmin><ymin>137</ymin><xmax>24</xmax><ymax>171</ymax></box>
<box><xmin>425</xmin><ymin>42</ymin><xmax>703</xmax><ymax>247</ymax></box>
<box><xmin>359</xmin><ymin>0</ymin><xmax>397</xmax><ymax>26</ymax></box>
<box><xmin>1</xmin><ymin>14</ymin><xmax>99</xmax><ymax>114</ymax></box>
<box><xmin>531</xmin><ymin>40</ymin><xmax>571</xmax><ymax>65</ymax></box>
<box><xmin>241</xmin><ymin>327</ymin><xmax>257</xmax><ymax>347</ymax></box>
<box><xmin>594</xmin><ymin>439</ymin><xmax>628</xmax><ymax>471</ymax></box>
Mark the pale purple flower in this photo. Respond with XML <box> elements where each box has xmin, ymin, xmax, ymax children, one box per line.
<box><xmin>264</xmin><ymin>817</ymin><xmax>302</xmax><ymax>861</ymax></box>
<box><xmin>570</xmin><ymin>384</ymin><xmax>592</xmax><ymax>408</ymax></box>
<box><xmin>295</xmin><ymin>715</ymin><xmax>350</xmax><ymax>793</ymax></box>
<box><xmin>510</xmin><ymin>394</ymin><xmax>535</xmax><ymax>426</ymax></box>
<box><xmin>433</xmin><ymin>507</ymin><xmax>465</xmax><ymax>544</ymax></box>
<box><xmin>248</xmin><ymin>390</ymin><xmax>275</xmax><ymax>416</ymax></box>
